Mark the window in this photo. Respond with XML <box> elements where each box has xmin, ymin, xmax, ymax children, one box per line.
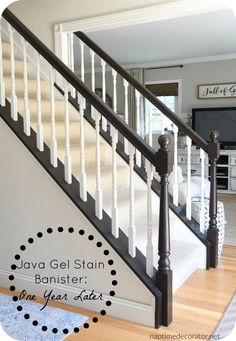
<box><xmin>145</xmin><ymin>82</ymin><xmax>179</xmax><ymax>134</ymax></box>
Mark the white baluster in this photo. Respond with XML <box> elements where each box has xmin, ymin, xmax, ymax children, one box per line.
<box><xmin>90</xmin><ymin>49</ymin><xmax>96</xmax><ymax>120</ymax></box>
<box><xmin>21</xmin><ymin>38</ymin><xmax>30</xmax><ymax>136</ymax></box>
<box><xmin>123</xmin><ymin>79</ymin><xmax>129</xmax><ymax>154</ymax></box>
<box><xmin>101</xmin><ymin>59</ymin><xmax>107</xmax><ymax>131</ymax></box>
<box><xmin>50</xmin><ymin>66</ymin><xmax>58</xmax><ymax>167</ymax></box>
<box><xmin>111</xmin><ymin>126</ymin><xmax>119</xmax><ymax>237</ymax></box>
<box><xmin>128</xmin><ymin>143</ymin><xmax>136</xmax><ymax>257</ymax></box>
<box><xmin>186</xmin><ymin>136</ymin><xmax>192</xmax><ymax>220</ymax></box>
<box><xmin>147</xmin><ymin>101</ymin><xmax>152</xmax><ymax>146</ymax></box>
<box><xmin>79</xmin><ymin>40</ymin><xmax>86</xmax><ymax>109</ymax></box>
<box><xmin>200</xmin><ymin>149</ymin><xmax>205</xmax><ymax>232</ymax></box>
<box><xmin>78</xmin><ymin>93</ymin><xmax>87</xmax><ymax>201</ymax></box>
<box><xmin>69</xmin><ymin>33</ymin><xmax>75</xmax><ymax>98</ymax></box>
<box><xmin>64</xmin><ymin>81</ymin><xmax>72</xmax><ymax>184</ymax></box>
<box><xmin>80</xmin><ymin>41</ymin><xmax>85</xmax><ymax>82</ymax></box>
<box><xmin>36</xmin><ymin>52</ymin><xmax>43</xmax><ymax>151</ymax></box>
<box><xmin>8</xmin><ymin>24</ymin><xmax>17</xmax><ymax>120</ymax></box>
<box><xmin>94</xmin><ymin>111</ymin><xmax>103</xmax><ymax>219</ymax></box>
<box><xmin>160</xmin><ymin>113</ymin><xmax>164</xmax><ymax>135</ymax></box>
<box><xmin>172</xmin><ymin>124</ymin><xmax>179</xmax><ymax>206</ymax></box>
<box><xmin>135</xmin><ymin>90</ymin><xmax>141</xmax><ymax>167</ymax></box>
<box><xmin>0</xmin><ymin>23</ymin><xmax>6</xmax><ymax>107</ymax></box>
<box><xmin>145</xmin><ymin>159</ymin><xmax>154</xmax><ymax>277</ymax></box>
<box><xmin>112</xmin><ymin>69</ymin><xmax>117</xmax><ymax>113</ymax></box>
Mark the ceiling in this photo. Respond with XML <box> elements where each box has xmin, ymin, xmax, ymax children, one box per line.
<box><xmin>74</xmin><ymin>7</ymin><xmax>236</xmax><ymax>70</ymax></box>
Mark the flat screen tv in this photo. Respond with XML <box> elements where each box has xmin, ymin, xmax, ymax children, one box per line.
<box><xmin>192</xmin><ymin>107</ymin><xmax>236</xmax><ymax>149</ymax></box>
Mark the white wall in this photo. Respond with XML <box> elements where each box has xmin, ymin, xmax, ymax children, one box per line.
<box><xmin>0</xmin><ymin>118</ymin><xmax>156</xmax><ymax>326</ymax></box>
<box><xmin>145</xmin><ymin>58</ymin><xmax>236</xmax><ymax>122</ymax></box>
<box><xmin>8</xmin><ymin>0</ymin><xmax>175</xmax><ymax>51</ymax></box>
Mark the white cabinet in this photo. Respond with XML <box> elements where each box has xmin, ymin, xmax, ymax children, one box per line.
<box><xmin>177</xmin><ymin>148</ymin><xmax>208</xmax><ymax>177</ymax></box>
<box><xmin>178</xmin><ymin>148</ymin><xmax>236</xmax><ymax>194</ymax></box>
<box><xmin>216</xmin><ymin>150</ymin><xmax>236</xmax><ymax>193</ymax></box>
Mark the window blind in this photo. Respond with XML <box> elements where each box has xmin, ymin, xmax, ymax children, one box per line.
<box><xmin>146</xmin><ymin>82</ymin><xmax>178</xmax><ymax>96</ymax></box>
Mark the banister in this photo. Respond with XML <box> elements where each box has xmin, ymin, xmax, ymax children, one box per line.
<box><xmin>2</xmin><ymin>9</ymin><xmax>156</xmax><ymax>165</ymax></box>
<box><xmin>76</xmin><ymin>31</ymin><xmax>209</xmax><ymax>153</ymax></box>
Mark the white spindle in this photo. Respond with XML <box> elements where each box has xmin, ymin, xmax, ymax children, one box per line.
<box><xmin>21</xmin><ymin>38</ymin><xmax>30</xmax><ymax>136</ymax></box>
<box><xmin>78</xmin><ymin>94</ymin><xmax>87</xmax><ymax>201</ymax></box>
<box><xmin>160</xmin><ymin>113</ymin><xmax>165</xmax><ymax>135</ymax></box>
<box><xmin>36</xmin><ymin>52</ymin><xmax>44</xmax><ymax>151</ymax></box>
<box><xmin>79</xmin><ymin>40</ymin><xmax>86</xmax><ymax>109</ymax></box>
<box><xmin>94</xmin><ymin>111</ymin><xmax>103</xmax><ymax>219</ymax></box>
<box><xmin>80</xmin><ymin>41</ymin><xmax>85</xmax><ymax>82</ymax></box>
<box><xmin>145</xmin><ymin>160</ymin><xmax>154</xmax><ymax>277</ymax></box>
<box><xmin>148</xmin><ymin>101</ymin><xmax>152</xmax><ymax>146</ymax></box>
<box><xmin>186</xmin><ymin>136</ymin><xmax>192</xmax><ymax>220</ymax></box>
<box><xmin>50</xmin><ymin>66</ymin><xmax>58</xmax><ymax>167</ymax></box>
<box><xmin>111</xmin><ymin>126</ymin><xmax>119</xmax><ymax>237</ymax></box>
<box><xmin>123</xmin><ymin>80</ymin><xmax>129</xmax><ymax>154</ymax></box>
<box><xmin>64</xmin><ymin>81</ymin><xmax>72</xmax><ymax>184</ymax></box>
<box><xmin>8</xmin><ymin>24</ymin><xmax>17</xmax><ymax>120</ymax></box>
<box><xmin>112</xmin><ymin>69</ymin><xmax>117</xmax><ymax>113</ymax></box>
<box><xmin>90</xmin><ymin>49</ymin><xmax>95</xmax><ymax>120</ymax></box>
<box><xmin>128</xmin><ymin>143</ymin><xmax>136</xmax><ymax>257</ymax></box>
<box><xmin>0</xmin><ymin>23</ymin><xmax>6</xmax><ymax>107</ymax></box>
<box><xmin>172</xmin><ymin>124</ymin><xmax>179</xmax><ymax>206</ymax></box>
<box><xmin>69</xmin><ymin>33</ymin><xmax>75</xmax><ymax>98</ymax></box>
<box><xmin>135</xmin><ymin>90</ymin><xmax>141</xmax><ymax>167</ymax></box>
<box><xmin>101</xmin><ymin>59</ymin><xmax>107</xmax><ymax>131</ymax></box>
<box><xmin>200</xmin><ymin>149</ymin><xmax>205</xmax><ymax>232</ymax></box>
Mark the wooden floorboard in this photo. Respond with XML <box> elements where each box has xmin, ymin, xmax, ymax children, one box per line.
<box><xmin>1</xmin><ymin>246</ymin><xmax>236</xmax><ymax>340</ymax></box>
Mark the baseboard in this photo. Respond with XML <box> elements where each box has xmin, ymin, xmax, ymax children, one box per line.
<box><xmin>0</xmin><ymin>268</ymin><xmax>155</xmax><ymax>327</ymax></box>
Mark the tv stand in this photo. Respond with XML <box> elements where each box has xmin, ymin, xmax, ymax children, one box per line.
<box><xmin>178</xmin><ymin>148</ymin><xmax>236</xmax><ymax>194</ymax></box>
<box><xmin>211</xmin><ymin>150</ymin><xmax>236</xmax><ymax>193</ymax></box>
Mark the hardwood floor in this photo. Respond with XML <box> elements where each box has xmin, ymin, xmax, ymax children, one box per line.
<box><xmin>1</xmin><ymin>246</ymin><xmax>235</xmax><ymax>340</ymax></box>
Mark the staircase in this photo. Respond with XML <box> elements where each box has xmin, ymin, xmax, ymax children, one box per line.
<box><xmin>0</xmin><ymin>9</ymin><xmax>220</xmax><ymax>329</ymax></box>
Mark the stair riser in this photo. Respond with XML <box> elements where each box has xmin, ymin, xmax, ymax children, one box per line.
<box><xmin>57</xmin><ymin>144</ymin><xmax>109</xmax><ymax>168</ymax></box>
<box><xmin>17</xmin><ymin>99</ymin><xmax>65</xmax><ymax>119</ymax></box>
<box><xmin>3</xmin><ymin>59</ymin><xmax>36</xmax><ymax>78</ymax></box>
<box><xmin>30</xmin><ymin>122</ymin><xmax>97</xmax><ymax>145</ymax></box>
<box><xmin>5</xmin><ymin>77</ymin><xmax>49</xmax><ymax>99</ymax></box>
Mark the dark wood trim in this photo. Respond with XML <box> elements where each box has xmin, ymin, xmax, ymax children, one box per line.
<box><xmin>0</xmin><ymin>100</ymin><xmax>162</xmax><ymax>328</ymax></box>
<box><xmin>207</xmin><ymin>131</ymin><xmax>220</xmax><ymax>268</ymax></box>
<box><xmin>75</xmin><ymin>31</ymin><xmax>208</xmax><ymax>152</ymax></box>
<box><xmin>155</xmin><ymin>135</ymin><xmax>173</xmax><ymax>326</ymax></box>
<box><xmin>2</xmin><ymin>9</ymin><xmax>156</xmax><ymax>166</ymax></box>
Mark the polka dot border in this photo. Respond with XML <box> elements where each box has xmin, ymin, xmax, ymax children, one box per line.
<box><xmin>9</xmin><ymin>226</ymin><xmax>117</xmax><ymax>334</ymax></box>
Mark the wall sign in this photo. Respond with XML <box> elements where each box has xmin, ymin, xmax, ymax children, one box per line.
<box><xmin>198</xmin><ymin>82</ymin><xmax>236</xmax><ymax>99</ymax></box>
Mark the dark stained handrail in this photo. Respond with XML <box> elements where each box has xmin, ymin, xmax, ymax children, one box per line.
<box><xmin>75</xmin><ymin>31</ymin><xmax>209</xmax><ymax>153</ymax></box>
<box><xmin>2</xmin><ymin>9</ymin><xmax>156</xmax><ymax>165</ymax></box>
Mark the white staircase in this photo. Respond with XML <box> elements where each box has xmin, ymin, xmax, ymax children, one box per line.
<box><xmin>1</xmin><ymin>38</ymin><xmax>207</xmax><ymax>293</ymax></box>
<box><xmin>0</xmin><ymin>11</ymin><xmax>219</xmax><ymax>329</ymax></box>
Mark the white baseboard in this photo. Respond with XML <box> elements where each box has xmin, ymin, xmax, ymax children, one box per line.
<box><xmin>0</xmin><ymin>268</ymin><xmax>155</xmax><ymax>327</ymax></box>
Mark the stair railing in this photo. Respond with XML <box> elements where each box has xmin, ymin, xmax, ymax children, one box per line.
<box><xmin>1</xmin><ymin>9</ymin><xmax>175</xmax><ymax>326</ymax></box>
<box><xmin>72</xmin><ymin>31</ymin><xmax>220</xmax><ymax>268</ymax></box>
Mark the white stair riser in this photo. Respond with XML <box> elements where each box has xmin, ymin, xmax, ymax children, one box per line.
<box><xmin>57</xmin><ymin>143</ymin><xmax>109</xmax><ymax>168</ymax></box>
<box><xmin>17</xmin><ymin>98</ymin><xmax>65</xmax><ymax>119</ymax></box>
<box><xmin>3</xmin><ymin>58</ymin><xmax>36</xmax><ymax>78</ymax></box>
<box><xmin>5</xmin><ymin>77</ymin><xmax>49</xmax><ymax>99</ymax></box>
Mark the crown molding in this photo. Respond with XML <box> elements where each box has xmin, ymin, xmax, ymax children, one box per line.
<box><xmin>54</xmin><ymin>0</ymin><xmax>229</xmax><ymax>34</ymax></box>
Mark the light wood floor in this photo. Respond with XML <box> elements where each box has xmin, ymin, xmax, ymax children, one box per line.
<box><xmin>1</xmin><ymin>246</ymin><xmax>236</xmax><ymax>340</ymax></box>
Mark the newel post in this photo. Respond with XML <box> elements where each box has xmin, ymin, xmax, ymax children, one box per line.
<box><xmin>155</xmin><ymin>135</ymin><xmax>173</xmax><ymax>326</ymax></box>
<box><xmin>207</xmin><ymin>130</ymin><xmax>220</xmax><ymax>268</ymax></box>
